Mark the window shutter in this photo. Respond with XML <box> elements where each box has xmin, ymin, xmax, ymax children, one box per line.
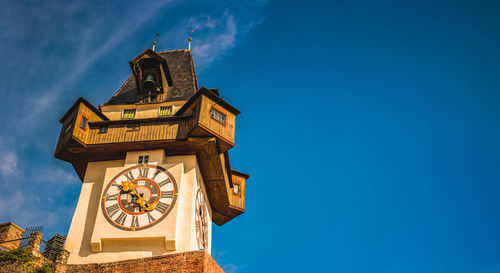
<box><xmin>122</xmin><ymin>109</ymin><xmax>136</xmax><ymax>119</ymax></box>
<box><xmin>159</xmin><ymin>106</ymin><xmax>172</xmax><ymax>116</ymax></box>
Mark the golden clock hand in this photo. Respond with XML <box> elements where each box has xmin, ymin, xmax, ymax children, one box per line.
<box><xmin>122</xmin><ymin>181</ymin><xmax>139</xmax><ymax>193</ymax></box>
<box><xmin>120</xmin><ymin>181</ymin><xmax>129</xmax><ymax>191</ymax></box>
<box><xmin>145</xmin><ymin>201</ymin><xmax>157</xmax><ymax>211</ymax></box>
<box><xmin>131</xmin><ymin>188</ymin><xmax>140</xmax><ymax>196</ymax></box>
<box><xmin>121</xmin><ymin>181</ymin><xmax>137</xmax><ymax>192</ymax></box>
<box><xmin>136</xmin><ymin>195</ymin><xmax>147</xmax><ymax>208</ymax></box>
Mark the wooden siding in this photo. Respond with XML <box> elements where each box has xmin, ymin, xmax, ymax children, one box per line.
<box><xmin>198</xmin><ymin>96</ymin><xmax>235</xmax><ymax>145</ymax></box>
<box><xmin>74</xmin><ymin>102</ymin><xmax>106</xmax><ymax>144</ymax></box>
<box><xmin>229</xmin><ymin>173</ymin><xmax>246</xmax><ymax>210</ymax></box>
<box><xmin>180</xmin><ymin>96</ymin><xmax>202</xmax><ymax>134</ymax></box>
<box><xmin>58</xmin><ymin>102</ymin><xmax>193</xmax><ymax>147</ymax></box>
<box><xmin>99</xmin><ymin>101</ymin><xmax>186</xmax><ymax>120</ymax></box>
<box><xmin>86</xmin><ymin>119</ymin><xmax>190</xmax><ymax>145</ymax></box>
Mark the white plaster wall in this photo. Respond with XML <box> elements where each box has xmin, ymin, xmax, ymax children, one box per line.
<box><xmin>65</xmin><ymin>150</ymin><xmax>211</xmax><ymax>264</ymax></box>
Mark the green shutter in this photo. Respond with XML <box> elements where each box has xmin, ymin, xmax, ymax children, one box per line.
<box><xmin>122</xmin><ymin>109</ymin><xmax>136</xmax><ymax>119</ymax></box>
<box><xmin>159</xmin><ymin>106</ymin><xmax>172</xmax><ymax>116</ymax></box>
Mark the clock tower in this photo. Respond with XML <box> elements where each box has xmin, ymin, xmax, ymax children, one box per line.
<box><xmin>54</xmin><ymin>48</ymin><xmax>249</xmax><ymax>266</ymax></box>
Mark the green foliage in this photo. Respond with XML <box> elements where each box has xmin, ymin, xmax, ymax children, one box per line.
<box><xmin>35</xmin><ymin>263</ymin><xmax>53</xmax><ymax>273</ymax></box>
<box><xmin>0</xmin><ymin>247</ymin><xmax>33</xmax><ymax>263</ymax></box>
<box><xmin>0</xmin><ymin>249</ymin><xmax>54</xmax><ymax>273</ymax></box>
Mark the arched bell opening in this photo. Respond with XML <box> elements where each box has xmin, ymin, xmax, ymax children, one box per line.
<box><xmin>142</xmin><ymin>69</ymin><xmax>160</xmax><ymax>93</ymax></box>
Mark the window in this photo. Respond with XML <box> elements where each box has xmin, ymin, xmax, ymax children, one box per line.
<box><xmin>79</xmin><ymin>116</ymin><xmax>88</xmax><ymax>130</ymax></box>
<box><xmin>122</xmin><ymin>109</ymin><xmax>136</xmax><ymax>119</ymax></box>
<box><xmin>138</xmin><ymin>155</ymin><xmax>149</xmax><ymax>164</ymax></box>
<box><xmin>159</xmin><ymin>106</ymin><xmax>173</xmax><ymax>117</ymax></box>
<box><xmin>64</xmin><ymin>123</ymin><xmax>73</xmax><ymax>134</ymax></box>
<box><xmin>210</xmin><ymin>108</ymin><xmax>226</xmax><ymax>125</ymax></box>
<box><xmin>233</xmin><ymin>184</ymin><xmax>240</xmax><ymax>195</ymax></box>
<box><xmin>98</xmin><ymin>126</ymin><xmax>108</xmax><ymax>134</ymax></box>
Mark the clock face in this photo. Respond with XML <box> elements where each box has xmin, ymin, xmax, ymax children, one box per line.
<box><xmin>195</xmin><ymin>189</ymin><xmax>208</xmax><ymax>250</ymax></box>
<box><xmin>101</xmin><ymin>165</ymin><xmax>178</xmax><ymax>231</ymax></box>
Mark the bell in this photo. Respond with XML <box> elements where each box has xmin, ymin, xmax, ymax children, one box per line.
<box><xmin>143</xmin><ymin>74</ymin><xmax>157</xmax><ymax>92</ymax></box>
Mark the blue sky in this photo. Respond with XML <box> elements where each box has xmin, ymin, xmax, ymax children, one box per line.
<box><xmin>1</xmin><ymin>0</ymin><xmax>500</xmax><ymax>272</ymax></box>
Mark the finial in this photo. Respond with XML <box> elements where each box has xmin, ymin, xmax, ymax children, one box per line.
<box><xmin>152</xmin><ymin>33</ymin><xmax>159</xmax><ymax>51</ymax></box>
<box><xmin>188</xmin><ymin>29</ymin><xmax>194</xmax><ymax>51</ymax></box>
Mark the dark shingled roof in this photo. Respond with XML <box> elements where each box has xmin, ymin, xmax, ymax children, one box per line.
<box><xmin>104</xmin><ymin>50</ymin><xmax>198</xmax><ymax>105</ymax></box>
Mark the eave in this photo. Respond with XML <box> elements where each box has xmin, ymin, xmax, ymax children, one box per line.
<box><xmin>176</xmin><ymin>87</ymin><xmax>241</xmax><ymax>116</ymax></box>
<box><xmin>59</xmin><ymin>97</ymin><xmax>109</xmax><ymax>123</ymax></box>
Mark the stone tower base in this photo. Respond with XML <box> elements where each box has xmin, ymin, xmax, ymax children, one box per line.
<box><xmin>65</xmin><ymin>251</ymin><xmax>224</xmax><ymax>273</ymax></box>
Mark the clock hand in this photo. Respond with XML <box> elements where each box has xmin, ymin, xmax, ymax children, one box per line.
<box><xmin>121</xmin><ymin>184</ymin><xmax>148</xmax><ymax>210</ymax></box>
<box><xmin>127</xmin><ymin>187</ymin><xmax>155</xmax><ymax>210</ymax></box>
<box><xmin>145</xmin><ymin>201</ymin><xmax>157</xmax><ymax>211</ymax></box>
<box><xmin>121</xmin><ymin>181</ymin><xmax>137</xmax><ymax>192</ymax></box>
<box><xmin>135</xmin><ymin>193</ymin><xmax>147</xmax><ymax>208</ymax></box>
<box><xmin>130</xmin><ymin>188</ymin><xmax>140</xmax><ymax>196</ymax></box>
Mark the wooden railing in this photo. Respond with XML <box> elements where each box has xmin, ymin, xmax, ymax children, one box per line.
<box><xmin>86</xmin><ymin>116</ymin><xmax>192</xmax><ymax>145</ymax></box>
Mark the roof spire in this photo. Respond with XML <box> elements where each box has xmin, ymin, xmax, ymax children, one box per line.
<box><xmin>188</xmin><ymin>29</ymin><xmax>194</xmax><ymax>51</ymax></box>
<box><xmin>152</xmin><ymin>33</ymin><xmax>159</xmax><ymax>51</ymax></box>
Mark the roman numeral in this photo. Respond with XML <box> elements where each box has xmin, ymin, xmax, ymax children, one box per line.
<box><xmin>106</xmin><ymin>193</ymin><xmax>118</xmax><ymax>201</ymax></box>
<box><xmin>151</xmin><ymin>170</ymin><xmax>161</xmax><ymax>180</ymax></box>
<box><xmin>156</xmin><ymin>201</ymin><xmax>170</xmax><ymax>214</ymax></box>
<box><xmin>124</xmin><ymin>172</ymin><xmax>134</xmax><ymax>181</ymax></box>
<box><xmin>115</xmin><ymin>212</ymin><xmax>127</xmax><ymax>226</ymax></box>
<box><xmin>112</xmin><ymin>181</ymin><xmax>120</xmax><ymax>188</ymax></box>
<box><xmin>161</xmin><ymin>190</ymin><xmax>173</xmax><ymax>199</ymax></box>
<box><xmin>147</xmin><ymin>212</ymin><xmax>156</xmax><ymax>224</ymax></box>
<box><xmin>131</xmin><ymin>216</ymin><xmax>139</xmax><ymax>228</ymax></box>
<box><xmin>106</xmin><ymin>204</ymin><xmax>120</xmax><ymax>218</ymax></box>
<box><xmin>138</xmin><ymin>168</ymin><xmax>149</xmax><ymax>178</ymax></box>
<box><xmin>158</xmin><ymin>178</ymin><xmax>171</xmax><ymax>187</ymax></box>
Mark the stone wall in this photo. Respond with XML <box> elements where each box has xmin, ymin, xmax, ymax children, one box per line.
<box><xmin>0</xmin><ymin>222</ymin><xmax>25</xmax><ymax>250</ymax></box>
<box><xmin>66</xmin><ymin>250</ymin><xmax>224</xmax><ymax>273</ymax></box>
<box><xmin>0</xmin><ymin>231</ymin><xmax>57</xmax><ymax>273</ymax></box>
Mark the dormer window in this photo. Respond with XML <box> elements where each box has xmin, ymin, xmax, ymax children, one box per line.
<box><xmin>122</xmin><ymin>109</ymin><xmax>136</xmax><ymax>119</ymax></box>
<box><xmin>128</xmin><ymin>49</ymin><xmax>173</xmax><ymax>104</ymax></box>
<box><xmin>159</xmin><ymin>106</ymin><xmax>173</xmax><ymax>117</ymax></box>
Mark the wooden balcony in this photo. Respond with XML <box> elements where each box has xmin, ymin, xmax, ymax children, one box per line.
<box><xmin>55</xmin><ymin>92</ymin><xmax>247</xmax><ymax>225</ymax></box>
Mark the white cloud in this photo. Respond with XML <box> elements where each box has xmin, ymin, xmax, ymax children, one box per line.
<box><xmin>36</xmin><ymin>168</ymin><xmax>79</xmax><ymax>185</ymax></box>
<box><xmin>190</xmin><ymin>13</ymin><xmax>238</xmax><ymax>68</ymax></box>
<box><xmin>23</xmin><ymin>1</ymin><xmax>176</xmax><ymax>125</ymax></box>
<box><xmin>161</xmin><ymin>10</ymin><xmax>252</xmax><ymax>70</ymax></box>
<box><xmin>223</xmin><ymin>263</ymin><xmax>239</xmax><ymax>273</ymax></box>
<box><xmin>212</xmin><ymin>249</ymin><xmax>241</xmax><ymax>273</ymax></box>
<box><xmin>0</xmin><ymin>151</ymin><xmax>18</xmax><ymax>176</ymax></box>
<box><xmin>0</xmin><ymin>188</ymin><xmax>65</xmax><ymax>231</ymax></box>
<box><xmin>0</xmin><ymin>190</ymin><xmax>24</xmax><ymax>211</ymax></box>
